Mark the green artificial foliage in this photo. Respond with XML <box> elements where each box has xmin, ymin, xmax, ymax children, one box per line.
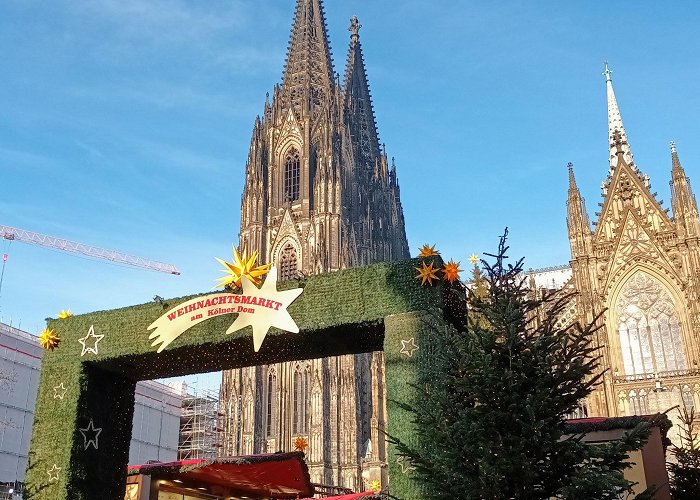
<box><xmin>391</xmin><ymin>231</ymin><xmax>656</xmax><ymax>500</ymax></box>
<box><xmin>668</xmin><ymin>404</ymin><xmax>700</xmax><ymax>499</ymax></box>
<box><xmin>25</xmin><ymin>260</ymin><xmax>440</xmax><ymax>500</ymax></box>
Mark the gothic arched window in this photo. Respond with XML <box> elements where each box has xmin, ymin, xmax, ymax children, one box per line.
<box><xmin>284</xmin><ymin>148</ymin><xmax>300</xmax><ymax>202</ymax></box>
<box><xmin>293</xmin><ymin>365</ymin><xmax>310</xmax><ymax>435</ymax></box>
<box><xmin>617</xmin><ymin>271</ymin><xmax>687</xmax><ymax>377</ymax></box>
<box><xmin>279</xmin><ymin>244</ymin><xmax>298</xmax><ymax>281</ymax></box>
<box><xmin>266</xmin><ymin>371</ymin><xmax>277</xmax><ymax>437</ymax></box>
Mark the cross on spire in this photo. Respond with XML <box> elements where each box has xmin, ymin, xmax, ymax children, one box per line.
<box><xmin>603</xmin><ymin>60</ymin><xmax>613</xmax><ymax>82</ymax></box>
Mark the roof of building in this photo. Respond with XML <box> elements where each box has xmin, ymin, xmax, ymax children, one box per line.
<box><xmin>565</xmin><ymin>414</ymin><xmax>673</xmax><ymax>448</ymax></box>
<box><xmin>128</xmin><ymin>452</ymin><xmax>313</xmax><ymax>498</ymax></box>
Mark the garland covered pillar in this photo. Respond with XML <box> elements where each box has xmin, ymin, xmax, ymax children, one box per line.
<box><xmin>384</xmin><ymin>311</ymin><xmax>435</xmax><ymax>499</ymax></box>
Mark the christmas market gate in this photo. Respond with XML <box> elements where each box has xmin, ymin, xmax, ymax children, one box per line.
<box><xmin>25</xmin><ymin>260</ymin><xmax>446</xmax><ymax>499</ymax></box>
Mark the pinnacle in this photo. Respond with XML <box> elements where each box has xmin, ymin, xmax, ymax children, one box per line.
<box><xmin>671</xmin><ymin>140</ymin><xmax>684</xmax><ymax>174</ymax></box>
<box><xmin>567</xmin><ymin>162</ymin><xmax>579</xmax><ymax>192</ymax></box>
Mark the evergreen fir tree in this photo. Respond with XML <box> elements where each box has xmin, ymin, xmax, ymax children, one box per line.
<box><xmin>668</xmin><ymin>403</ymin><xmax>700</xmax><ymax>499</ymax></box>
<box><xmin>393</xmin><ymin>231</ymin><xmax>654</xmax><ymax>499</ymax></box>
<box><xmin>466</xmin><ymin>259</ymin><xmax>488</xmax><ymax>326</ymax></box>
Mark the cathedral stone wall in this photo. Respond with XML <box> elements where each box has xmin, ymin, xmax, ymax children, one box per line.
<box><xmin>563</xmin><ymin>67</ymin><xmax>700</xmax><ymax>445</ymax></box>
<box><xmin>221</xmin><ymin>0</ymin><xmax>409</xmax><ymax>491</ymax></box>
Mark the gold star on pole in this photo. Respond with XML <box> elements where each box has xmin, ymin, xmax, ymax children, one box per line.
<box><xmin>418</xmin><ymin>244</ymin><xmax>440</xmax><ymax>258</ymax></box>
<box><xmin>415</xmin><ymin>261</ymin><xmax>439</xmax><ymax>286</ymax></box>
<box><xmin>226</xmin><ymin>267</ymin><xmax>303</xmax><ymax>352</ymax></box>
<box><xmin>442</xmin><ymin>259</ymin><xmax>462</xmax><ymax>283</ymax></box>
<box><xmin>39</xmin><ymin>328</ymin><xmax>61</xmax><ymax>351</ymax></box>
<box><xmin>215</xmin><ymin>246</ymin><xmax>271</xmax><ymax>289</ymax></box>
<box><xmin>469</xmin><ymin>253</ymin><xmax>479</xmax><ymax>265</ymax></box>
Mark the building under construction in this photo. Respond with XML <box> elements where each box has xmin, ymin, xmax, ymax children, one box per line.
<box><xmin>177</xmin><ymin>387</ymin><xmax>222</xmax><ymax>460</ymax></box>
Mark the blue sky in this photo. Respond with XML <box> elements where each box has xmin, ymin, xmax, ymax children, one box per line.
<box><xmin>2</xmin><ymin>1</ymin><xmax>700</xmax><ymax>389</ymax></box>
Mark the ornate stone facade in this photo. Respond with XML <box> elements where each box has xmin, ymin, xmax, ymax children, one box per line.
<box><xmin>564</xmin><ymin>64</ymin><xmax>700</xmax><ymax>441</ymax></box>
<box><xmin>220</xmin><ymin>0</ymin><xmax>408</xmax><ymax>490</ymax></box>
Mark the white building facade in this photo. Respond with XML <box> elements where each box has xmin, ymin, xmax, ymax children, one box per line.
<box><xmin>0</xmin><ymin>322</ymin><xmax>181</xmax><ymax>497</ymax></box>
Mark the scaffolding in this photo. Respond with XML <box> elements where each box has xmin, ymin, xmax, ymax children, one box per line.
<box><xmin>177</xmin><ymin>388</ymin><xmax>223</xmax><ymax>460</ymax></box>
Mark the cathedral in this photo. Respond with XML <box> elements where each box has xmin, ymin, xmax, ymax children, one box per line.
<box><xmin>219</xmin><ymin>0</ymin><xmax>409</xmax><ymax>491</ymax></box>
<box><xmin>546</xmin><ymin>63</ymin><xmax>700</xmax><ymax>441</ymax></box>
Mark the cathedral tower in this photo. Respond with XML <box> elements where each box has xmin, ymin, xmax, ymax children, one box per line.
<box><xmin>223</xmin><ymin>0</ymin><xmax>408</xmax><ymax>490</ymax></box>
<box><xmin>566</xmin><ymin>64</ymin><xmax>700</xmax><ymax>441</ymax></box>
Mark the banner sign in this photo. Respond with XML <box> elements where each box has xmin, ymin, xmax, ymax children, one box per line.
<box><xmin>148</xmin><ymin>267</ymin><xmax>303</xmax><ymax>353</ymax></box>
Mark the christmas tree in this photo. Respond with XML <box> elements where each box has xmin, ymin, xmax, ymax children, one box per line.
<box><xmin>668</xmin><ymin>403</ymin><xmax>700</xmax><ymax>499</ymax></box>
<box><xmin>393</xmin><ymin>231</ymin><xmax>655</xmax><ymax>499</ymax></box>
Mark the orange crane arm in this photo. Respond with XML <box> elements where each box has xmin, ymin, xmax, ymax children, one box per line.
<box><xmin>0</xmin><ymin>225</ymin><xmax>180</xmax><ymax>275</ymax></box>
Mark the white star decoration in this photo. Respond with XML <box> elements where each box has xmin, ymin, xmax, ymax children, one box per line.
<box><xmin>79</xmin><ymin>418</ymin><xmax>102</xmax><ymax>450</ymax></box>
<box><xmin>400</xmin><ymin>338</ymin><xmax>419</xmax><ymax>357</ymax></box>
<box><xmin>47</xmin><ymin>464</ymin><xmax>61</xmax><ymax>482</ymax></box>
<box><xmin>53</xmin><ymin>383</ymin><xmax>68</xmax><ymax>400</ymax></box>
<box><xmin>78</xmin><ymin>325</ymin><xmax>104</xmax><ymax>356</ymax></box>
<box><xmin>396</xmin><ymin>455</ymin><xmax>416</xmax><ymax>474</ymax></box>
<box><xmin>226</xmin><ymin>267</ymin><xmax>303</xmax><ymax>352</ymax></box>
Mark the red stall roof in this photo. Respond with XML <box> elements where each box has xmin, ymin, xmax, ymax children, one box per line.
<box><xmin>300</xmin><ymin>493</ymin><xmax>376</xmax><ymax>500</ymax></box>
<box><xmin>128</xmin><ymin>452</ymin><xmax>313</xmax><ymax>498</ymax></box>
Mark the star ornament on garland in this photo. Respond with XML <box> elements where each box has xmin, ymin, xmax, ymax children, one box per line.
<box><xmin>39</xmin><ymin>327</ymin><xmax>61</xmax><ymax>351</ymax></box>
<box><xmin>418</xmin><ymin>244</ymin><xmax>440</xmax><ymax>258</ymax></box>
<box><xmin>226</xmin><ymin>267</ymin><xmax>303</xmax><ymax>352</ymax></box>
<box><xmin>400</xmin><ymin>338</ymin><xmax>419</xmax><ymax>357</ymax></box>
<box><xmin>53</xmin><ymin>383</ymin><xmax>68</xmax><ymax>400</ymax></box>
<box><xmin>215</xmin><ymin>246</ymin><xmax>271</xmax><ymax>289</ymax></box>
<box><xmin>294</xmin><ymin>436</ymin><xmax>308</xmax><ymax>452</ymax></box>
<box><xmin>79</xmin><ymin>418</ymin><xmax>102</xmax><ymax>450</ymax></box>
<box><xmin>469</xmin><ymin>253</ymin><xmax>479</xmax><ymax>265</ymax></box>
<box><xmin>58</xmin><ymin>309</ymin><xmax>73</xmax><ymax>319</ymax></box>
<box><xmin>442</xmin><ymin>259</ymin><xmax>462</xmax><ymax>283</ymax></box>
<box><xmin>396</xmin><ymin>455</ymin><xmax>416</xmax><ymax>474</ymax></box>
<box><xmin>415</xmin><ymin>261</ymin><xmax>439</xmax><ymax>286</ymax></box>
<box><xmin>46</xmin><ymin>464</ymin><xmax>61</xmax><ymax>482</ymax></box>
<box><xmin>78</xmin><ymin>325</ymin><xmax>104</xmax><ymax>356</ymax></box>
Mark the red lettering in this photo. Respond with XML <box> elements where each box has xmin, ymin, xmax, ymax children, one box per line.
<box><xmin>168</xmin><ymin>312</ymin><xmax>177</xmax><ymax>321</ymax></box>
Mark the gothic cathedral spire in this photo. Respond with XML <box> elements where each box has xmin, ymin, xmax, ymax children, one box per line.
<box><xmin>282</xmin><ymin>0</ymin><xmax>335</xmax><ymax>112</ymax></box>
<box><xmin>604</xmin><ymin>62</ymin><xmax>635</xmax><ymax>173</ymax></box>
<box><xmin>344</xmin><ymin>16</ymin><xmax>381</xmax><ymax>166</ymax></box>
<box><xmin>566</xmin><ymin>162</ymin><xmax>592</xmax><ymax>258</ymax></box>
<box><xmin>670</xmin><ymin>141</ymin><xmax>700</xmax><ymax>238</ymax></box>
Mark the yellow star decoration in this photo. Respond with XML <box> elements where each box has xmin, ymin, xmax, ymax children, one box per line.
<box><xmin>294</xmin><ymin>436</ymin><xmax>308</xmax><ymax>452</ymax></box>
<box><xmin>442</xmin><ymin>259</ymin><xmax>462</xmax><ymax>283</ymax></box>
<box><xmin>215</xmin><ymin>246</ymin><xmax>271</xmax><ymax>289</ymax></box>
<box><xmin>369</xmin><ymin>480</ymin><xmax>382</xmax><ymax>493</ymax></box>
<box><xmin>415</xmin><ymin>261</ymin><xmax>439</xmax><ymax>286</ymax></box>
<box><xmin>39</xmin><ymin>327</ymin><xmax>61</xmax><ymax>351</ymax></box>
<box><xmin>418</xmin><ymin>244</ymin><xmax>440</xmax><ymax>258</ymax></box>
<box><xmin>469</xmin><ymin>253</ymin><xmax>479</xmax><ymax>265</ymax></box>
<box><xmin>226</xmin><ymin>268</ymin><xmax>304</xmax><ymax>352</ymax></box>
<box><xmin>58</xmin><ymin>309</ymin><xmax>73</xmax><ymax>319</ymax></box>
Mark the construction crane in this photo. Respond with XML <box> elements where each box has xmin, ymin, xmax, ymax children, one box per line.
<box><xmin>0</xmin><ymin>224</ymin><xmax>180</xmax><ymax>276</ymax></box>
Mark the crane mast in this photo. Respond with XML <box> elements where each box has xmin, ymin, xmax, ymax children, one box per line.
<box><xmin>0</xmin><ymin>225</ymin><xmax>180</xmax><ymax>275</ymax></box>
